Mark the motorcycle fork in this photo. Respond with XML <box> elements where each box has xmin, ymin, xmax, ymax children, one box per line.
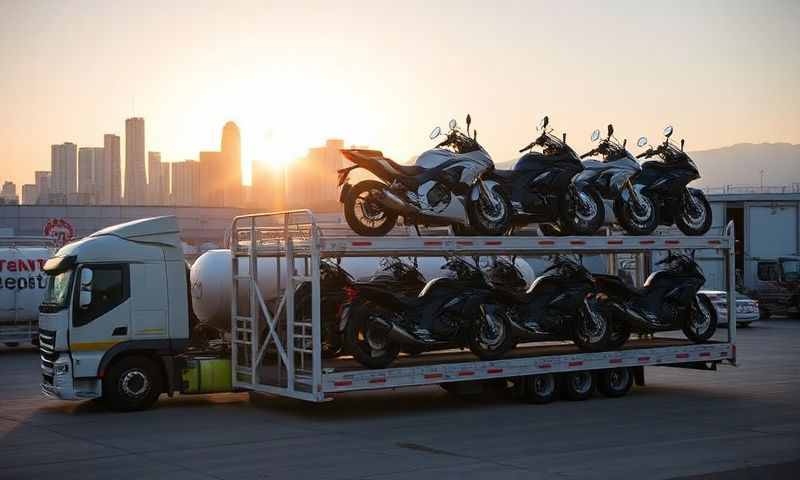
<box><xmin>478</xmin><ymin>179</ymin><xmax>501</xmax><ymax>210</ymax></box>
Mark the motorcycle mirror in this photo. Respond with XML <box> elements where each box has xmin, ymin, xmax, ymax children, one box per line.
<box><xmin>538</xmin><ymin>116</ymin><xmax>549</xmax><ymax>131</ymax></box>
<box><xmin>637</xmin><ymin>136</ymin><xmax>648</xmax><ymax>148</ymax></box>
<box><xmin>623</xmin><ymin>138</ymin><xmax>627</xmax><ymax>148</ymax></box>
<box><xmin>562</xmin><ymin>132</ymin><xmax>567</xmax><ymax>143</ymax></box>
<box><xmin>473</xmin><ymin>129</ymin><xmax>478</xmax><ymax>141</ymax></box>
<box><xmin>429</xmin><ymin>126</ymin><xmax>441</xmax><ymax>139</ymax></box>
<box><xmin>466</xmin><ymin>114</ymin><xmax>471</xmax><ymax>132</ymax></box>
<box><xmin>680</xmin><ymin>139</ymin><xmax>685</xmax><ymax>151</ymax></box>
<box><xmin>591</xmin><ymin>129</ymin><xmax>601</xmax><ymax>142</ymax></box>
<box><xmin>607</xmin><ymin>124</ymin><xmax>614</xmax><ymax>138</ymax></box>
<box><xmin>664</xmin><ymin>125</ymin><xmax>673</xmax><ymax>138</ymax></box>
<box><xmin>449</xmin><ymin>119</ymin><xmax>457</xmax><ymax>130</ymax></box>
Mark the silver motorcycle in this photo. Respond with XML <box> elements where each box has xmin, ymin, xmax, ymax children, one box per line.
<box><xmin>338</xmin><ymin>115</ymin><xmax>512</xmax><ymax>236</ymax></box>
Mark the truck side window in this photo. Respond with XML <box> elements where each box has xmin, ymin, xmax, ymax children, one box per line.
<box><xmin>757</xmin><ymin>262</ymin><xmax>778</xmax><ymax>282</ymax></box>
<box><xmin>74</xmin><ymin>264</ymin><xmax>130</xmax><ymax>327</ymax></box>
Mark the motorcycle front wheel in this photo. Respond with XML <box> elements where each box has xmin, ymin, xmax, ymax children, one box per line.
<box><xmin>676</xmin><ymin>190</ymin><xmax>712</xmax><ymax>236</ymax></box>
<box><xmin>343</xmin><ymin>304</ymin><xmax>401</xmax><ymax>369</ymax></box>
<box><xmin>559</xmin><ymin>188</ymin><xmax>605</xmax><ymax>235</ymax></box>
<box><xmin>615</xmin><ymin>191</ymin><xmax>659</xmax><ymax>236</ymax></box>
<box><xmin>344</xmin><ymin>180</ymin><xmax>398</xmax><ymax>236</ymax></box>
<box><xmin>682</xmin><ymin>294</ymin><xmax>717</xmax><ymax>343</ymax></box>
<box><xmin>573</xmin><ymin>301</ymin><xmax>611</xmax><ymax>352</ymax></box>
<box><xmin>467</xmin><ymin>182</ymin><xmax>512</xmax><ymax>236</ymax></box>
<box><xmin>467</xmin><ymin>305</ymin><xmax>514</xmax><ymax>360</ymax></box>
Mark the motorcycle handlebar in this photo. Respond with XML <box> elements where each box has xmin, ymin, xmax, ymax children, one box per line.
<box><xmin>519</xmin><ymin>142</ymin><xmax>534</xmax><ymax>153</ymax></box>
<box><xmin>580</xmin><ymin>151</ymin><xmax>593</xmax><ymax>159</ymax></box>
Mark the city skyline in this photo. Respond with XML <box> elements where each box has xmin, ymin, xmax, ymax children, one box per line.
<box><xmin>2</xmin><ymin>1</ymin><xmax>799</xmax><ymax>189</ymax></box>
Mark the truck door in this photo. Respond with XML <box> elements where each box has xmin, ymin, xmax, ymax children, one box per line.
<box><xmin>70</xmin><ymin>263</ymin><xmax>131</xmax><ymax>378</ymax></box>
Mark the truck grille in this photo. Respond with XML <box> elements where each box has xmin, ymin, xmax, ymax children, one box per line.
<box><xmin>39</xmin><ymin>328</ymin><xmax>57</xmax><ymax>385</ymax></box>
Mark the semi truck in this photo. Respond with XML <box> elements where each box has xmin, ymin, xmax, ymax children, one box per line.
<box><xmin>39</xmin><ymin>212</ymin><xmax>738</xmax><ymax>411</ymax></box>
<box><xmin>0</xmin><ymin>236</ymin><xmax>54</xmax><ymax>346</ymax></box>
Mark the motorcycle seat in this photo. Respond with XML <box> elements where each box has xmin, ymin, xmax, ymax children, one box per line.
<box><xmin>383</xmin><ymin>157</ymin><xmax>426</xmax><ymax>177</ymax></box>
<box><xmin>594</xmin><ymin>274</ymin><xmax>649</xmax><ymax>297</ymax></box>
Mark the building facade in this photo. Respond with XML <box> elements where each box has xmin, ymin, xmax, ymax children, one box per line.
<box><xmin>103</xmin><ymin>134</ymin><xmax>121</xmax><ymax>205</ymax></box>
<box><xmin>34</xmin><ymin>171</ymin><xmax>50</xmax><ymax>204</ymax></box>
<box><xmin>171</xmin><ymin>160</ymin><xmax>200</xmax><ymax>206</ymax></box>
<box><xmin>147</xmin><ymin>151</ymin><xmax>162</xmax><ymax>204</ymax></box>
<box><xmin>50</xmin><ymin>142</ymin><xmax>77</xmax><ymax>195</ymax></box>
<box><xmin>124</xmin><ymin>117</ymin><xmax>146</xmax><ymax>205</ymax></box>
<box><xmin>78</xmin><ymin>147</ymin><xmax>103</xmax><ymax>203</ymax></box>
<box><xmin>220</xmin><ymin>121</ymin><xmax>243</xmax><ymax>207</ymax></box>
<box><xmin>21</xmin><ymin>184</ymin><xmax>37</xmax><ymax>205</ymax></box>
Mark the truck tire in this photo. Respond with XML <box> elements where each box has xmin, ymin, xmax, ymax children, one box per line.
<box><xmin>513</xmin><ymin>374</ymin><xmax>558</xmax><ymax>404</ymax></box>
<box><xmin>562</xmin><ymin>371</ymin><xmax>594</xmax><ymax>401</ymax></box>
<box><xmin>597</xmin><ymin>368</ymin><xmax>633</xmax><ymax>398</ymax></box>
<box><xmin>103</xmin><ymin>355</ymin><xmax>163</xmax><ymax>412</ymax></box>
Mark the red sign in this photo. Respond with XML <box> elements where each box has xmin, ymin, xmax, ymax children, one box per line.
<box><xmin>43</xmin><ymin>218</ymin><xmax>75</xmax><ymax>247</ymax></box>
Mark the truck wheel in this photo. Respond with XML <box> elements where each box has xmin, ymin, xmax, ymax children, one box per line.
<box><xmin>3</xmin><ymin>342</ymin><xmax>20</xmax><ymax>347</ymax></box>
<box><xmin>562</xmin><ymin>371</ymin><xmax>594</xmax><ymax>401</ymax></box>
<box><xmin>513</xmin><ymin>374</ymin><xmax>558</xmax><ymax>404</ymax></box>
<box><xmin>737</xmin><ymin>322</ymin><xmax>752</xmax><ymax>328</ymax></box>
<box><xmin>598</xmin><ymin>368</ymin><xmax>633</xmax><ymax>398</ymax></box>
<box><xmin>103</xmin><ymin>356</ymin><xmax>163</xmax><ymax>412</ymax></box>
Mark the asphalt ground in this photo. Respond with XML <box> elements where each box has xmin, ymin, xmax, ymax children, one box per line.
<box><xmin>1</xmin><ymin>318</ymin><xmax>798</xmax><ymax>480</ymax></box>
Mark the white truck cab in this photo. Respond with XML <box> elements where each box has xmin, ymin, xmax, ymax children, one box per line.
<box><xmin>39</xmin><ymin>216</ymin><xmax>200</xmax><ymax>411</ymax></box>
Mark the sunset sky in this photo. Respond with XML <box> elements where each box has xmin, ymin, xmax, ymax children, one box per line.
<box><xmin>1</xmin><ymin>0</ymin><xmax>798</xmax><ymax>187</ymax></box>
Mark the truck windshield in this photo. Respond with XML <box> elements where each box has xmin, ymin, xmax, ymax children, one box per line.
<box><xmin>42</xmin><ymin>270</ymin><xmax>73</xmax><ymax>307</ymax></box>
<box><xmin>782</xmin><ymin>260</ymin><xmax>800</xmax><ymax>282</ymax></box>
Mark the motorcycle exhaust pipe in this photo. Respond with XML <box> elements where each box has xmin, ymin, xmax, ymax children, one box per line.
<box><xmin>371</xmin><ymin>318</ymin><xmax>430</xmax><ymax>348</ymax></box>
<box><xmin>378</xmin><ymin>190</ymin><xmax>419</xmax><ymax>215</ymax></box>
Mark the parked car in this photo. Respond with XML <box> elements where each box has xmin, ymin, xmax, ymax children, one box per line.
<box><xmin>700</xmin><ymin>290</ymin><xmax>759</xmax><ymax>328</ymax></box>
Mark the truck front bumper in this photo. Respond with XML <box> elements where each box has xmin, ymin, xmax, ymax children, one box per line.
<box><xmin>41</xmin><ymin>354</ymin><xmax>101</xmax><ymax>401</ymax></box>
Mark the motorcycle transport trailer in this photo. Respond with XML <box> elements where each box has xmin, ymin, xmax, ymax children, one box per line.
<box><xmin>229</xmin><ymin>210</ymin><xmax>736</xmax><ymax>403</ymax></box>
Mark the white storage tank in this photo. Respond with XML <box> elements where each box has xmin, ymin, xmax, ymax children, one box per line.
<box><xmin>190</xmin><ymin>249</ymin><xmax>534</xmax><ymax>329</ymax></box>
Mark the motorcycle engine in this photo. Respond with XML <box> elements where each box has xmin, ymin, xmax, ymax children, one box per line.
<box><xmin>426</xmin><ymin>183</ymin><xmax>451</xmax><ymax>211</ymax></box>
<box><xmin>431</xmin><ymin>312</ymin><xmax>460</xmax><ymax>339</ymax></box>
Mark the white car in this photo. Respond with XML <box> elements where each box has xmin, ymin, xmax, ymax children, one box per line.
<box><xmin>700</xmin><ymin>290</ymin><xmax>760</xmax><ymax>328</ymax></box>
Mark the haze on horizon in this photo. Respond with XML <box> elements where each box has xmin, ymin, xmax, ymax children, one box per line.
<box><xmin>1</xmin><ymin>0</ymin><xmax>798</xmax><ymax>187</ymax></box>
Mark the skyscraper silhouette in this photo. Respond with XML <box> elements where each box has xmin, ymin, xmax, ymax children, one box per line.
<box><xmin>125</xmin><ymin>117</ymin><xmax>146</xmax><ymax>204</ymax></box>
<box><xmin>103</xmin><ymin>134</ymin><xmax>121</xmax><ymax>204</ymax></box>
<box><xmin>221</xmin><ymin>121</ymin><xmax>242</xmax><ymax>207</ymax></box>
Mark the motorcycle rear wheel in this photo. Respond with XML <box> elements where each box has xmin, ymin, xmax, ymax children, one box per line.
<box><xmin>344</xmin><ymin>180</ymin><xmax>398</xmax><ymax>236</ymax></box>
<box><xmin>676</xmin><ymin>190</ymin><xmax>712</xmax><ymax>236</ymax></box>
<box><xmin>343</xmin><ymin>304</ymin><xmax>401</xmax><ymax>369</ymax></box>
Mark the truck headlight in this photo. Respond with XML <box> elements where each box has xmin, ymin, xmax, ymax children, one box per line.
<box><xmin>54</xmin><ymin>363</ymin><xmax>69</xmax><ymax>375</ymax></box>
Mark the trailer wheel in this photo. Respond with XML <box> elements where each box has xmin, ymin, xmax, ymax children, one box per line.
<box><xmin>562</xmin><ymin>371</ymin><xmax>594</xmax><ymax>401</ymax></box>
<box><xmin>598</xmin><ymin>368</ymin><xmax>633</xmax><ymax>398</ymax></box>
<box><xmin>102</xmin><ymin>355</ymin><xmax>163</xmax><ymax>412</ymax></box>
<box><xmin>3</xmin><ymin>342</ymin><xmax>20</xmax><ymax>347</ymax></box>
<box><xmin>737</xmin><ymin>322</ymin><xmax>752</xmax><ymax>328</ymax></box>
<box><xmin>513</xmin><ymin>374</ymin><xmax>558</xmax><ymax>404</ymax></box>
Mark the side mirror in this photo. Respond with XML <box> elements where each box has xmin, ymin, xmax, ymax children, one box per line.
<box><xmin>637</xmin><ymin>136</ymin><xmax>648</xmax><ymax>148</ymax></box>
<box><xmin>429</xmin><ymin>126</ymin><xmax>441</xmax><ymax>139</ymax></box>
<box><xmin>623</xmin><ymin>138</ymin><xmax>627</xmax><ymax>148</ymax></box>
<box><xmin>607</xmin><ymin>124</ymin><xmax>614</xmax><ymax>138</ymax></box>
<box><xmin>466</xmin><ymin>114</ymin><xmax>472</xmax><ymax>133</ymax></box>
<box><xmin>664</xmin><ymin>125</ymin><xmax>673</xmax><ymax>138</ymax></box>
<box><xmin>448</xmin><ymin>119</ymin><xmax>457</xmax><ymax>130</ymax></box>
<box><xmin>680</xmin><ymin>139</ymin><xmax>685</xmax><ymax>151</ymax></box>
<box><xmin>473</xmin><ymin>129</ymin><xmax>478</xmax><ymax>141</ymax></box>
<box><xmin>79</xmin><ymin>268</ymin><xmax>93</xmax><ymax>308</ymax></box>
<box><xmin>591</xmin><ymin>129</ymin><xmax>601</xmax><ymax>142</ymax></box>
<box><xmin>542</xmin><ymin>115</ymin><xmax>549</xmax><ymax>130</ymax></box>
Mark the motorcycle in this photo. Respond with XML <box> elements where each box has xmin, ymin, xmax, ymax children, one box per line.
<box><xmin>633</xmin><ymin>126</ymin><xmax>712</xmax><ymax>235</ymax></box>
<box><xmin>341</xmin><ymin>257</ymin><xmax>514</xmax><ymax>368</ymax></box>
<box><xmin>274</xmin><ymin>257</ymin><xmax>427</xmax><ymax>359</ymax></box>
<box><xmin>593</xmin><ymin>252</ymin><xmax>717</xmax><ymax>349</ymax></box>
<box><xmin>576</xmin><ymin>125</ymin><xmax>656</xmax><ymax>235</ymax></box>
<box><xmin>338</xmin><ymin>115</ymin><xmax>512</xmax><ymax>236</ymax></box>
<box><xmin>480</xmin><ymin>256</ymin><xmax>611</xmax><ymax>352</ymax></box>
<box><xmin>487</xmin><ymin>116</ymin><xmax>605</xmax><ymax>235</ymax></box>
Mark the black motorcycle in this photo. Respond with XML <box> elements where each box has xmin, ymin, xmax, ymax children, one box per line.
<box><xmin>594</xmin><ymin>252</ymin><xmax>717</xmax><ymax>349</ymax></box>
<box><xmin>480</xmin><ymin>256</ymin><xmax>611</xmax><ymax>352</ymax></box>
<box><xmin>487</xmin><ymin>116</ymin><xmax>605</xmax><ymax>235</ymax></box>
<box><xmin>341</xmin><ymin>257</ymin><xmax>514</xmax><ymax>369</ymax></box>
<box><xmin>633</xmin><ymin>126</ymin><xmax>712</xmax><ymax>235</ymax></box>
<box><xmin>278</xmin><ymin>258</ymin><xmax>427</xmax><ymax>359</ymax></box>
<box><xmin>576</xmin><ymin>125</ymin><xmax>657</xmax><ymax>235</ymax></box>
